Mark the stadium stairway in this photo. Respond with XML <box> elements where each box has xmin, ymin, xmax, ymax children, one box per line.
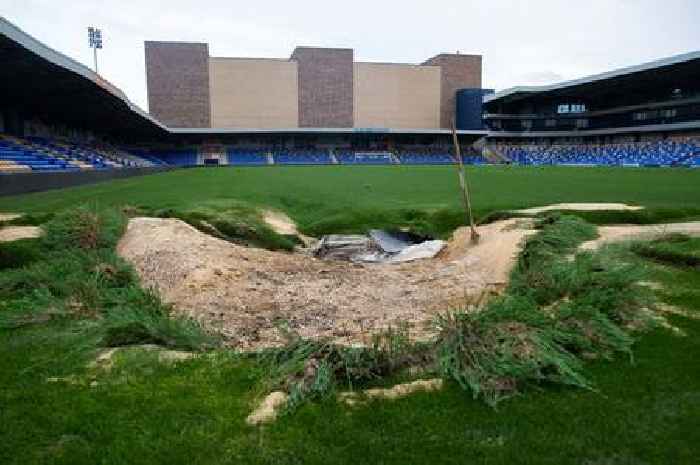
<box><xmin>475</xmin><ymin>138</ymin><xmax>510</xmax><ymax>164</ymax></box>
<box><xmin>329</xmin><ymin>150</ymin><xmax>339</xmax><ymax>165</ymax></box>
<box><xmin>483</xmin><ymin>144</ymin><xmax>511</xmax><ymax>164</ymax></box>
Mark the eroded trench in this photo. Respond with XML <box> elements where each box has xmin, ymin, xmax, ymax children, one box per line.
<box><xmin>115</xmin><ymin>204</ymin><xmax>700</xmax><ymax>351</ymax></box>
<box><xmin>117</xmin><ymin>215</ymin><xmax>535</xmax><ymax>350</ymax></box>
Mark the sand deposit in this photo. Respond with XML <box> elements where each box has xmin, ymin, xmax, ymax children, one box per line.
<box><xmin>0</xmin><ymin>226</ymin><xmax>41</xmax><ymax>242</ymax></box>
<box><xmin>516</xmin><ymin>203</ymin><xmax>643</xmax><ymax>214</ymax></box>
<box><xmin>0</xmin><ymin>213</ymin><xmax>22</xmax><ymax>222</ymax></box>
<box><xmin>117</xmin><ymin>217</ymin><xmax>536</xmax><ymax>350</ymax></box>
<box><xmin>580</xmin><ymin>222</ymin><xmax>700</xmax><ymax>250</ymax></box>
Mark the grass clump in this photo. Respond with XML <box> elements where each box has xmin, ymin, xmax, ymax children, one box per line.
<box><xmin>0</xmin><ymin>205</ymin><xmax>214</xmax><ymax>351</ymax></box>
<box><xmin>566</xmin><ymin>207</ymin><xmax>700</xmax><ymax>226</ymax></box>
<box><xmin>435</xmin><ymin>297</ymin><xmax>590</xmax><ymax>405</ymax></box>
<box><xmin>0</xmin><ymin>238</ymin><xmax>42</xmax><ymax>271</ymax></box>
<box><xmin>508</xmin><ymin>214</ymin><xmax>598</xmax><ymax>304</ymax></box>
<box><xmin>434</xmin><ymin>214</ymin><xmax>654</xmax><ymax>404</ymax></box>
<box><xmin>150</xmin><ymin>199</ymin><xmax>298</xmax><ymax>251</ymax></box>
<box><xmin>631</xmin><ymin>234</ymin><xmax>700</xmax><ymax>269</ymax></box>
<box><xmin>256</xmin><ymin>324</ymin><xmax>430</xmax><ymax>413</ymax></box>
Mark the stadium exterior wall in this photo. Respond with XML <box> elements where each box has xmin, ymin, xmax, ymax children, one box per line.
<box><xmin>456</xmin><ymin>88</ymin><xmax>494</xmax><ymax>130</ymax></box>
<box><xmin>209</xmin><ymin>58</ymin><xmax>299</xmax><ymax>128</ymax></box>
<box><xmin>145</xmin><ymin>42</ymin><xmax>211</xmax><ymax>128</ymax></box>
<box><xmin>291</xmin><ymin>47</ymin><xmax>355</xmax><ymax>128</ymax></box>
<box><xmin>143</xmin><ymin>40</ymin><xmax>484</xmax><ymax>130</ymax></box>
<box><xmin>0</xmin><ymin>167</ymin><xmax>174</xmax><ymax>197</ymax></box>
<box><xmin>422</xmin><ymin>54</ymin><xmax>482</xmax><ymax>129</ymax></box>
<box><xmin>353</xmin><ymin>62</ymin><xmax>441</xmax><ymax>129</ymax></box>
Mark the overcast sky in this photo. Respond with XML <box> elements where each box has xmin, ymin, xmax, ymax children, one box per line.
<box><xmin>3</xmin><ymin>0</ymin><xmax>699</xmax><ymax>111</ymax></box>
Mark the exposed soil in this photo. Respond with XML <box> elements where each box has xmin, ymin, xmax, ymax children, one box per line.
<box><xmin>117</xmin><ymin>217</ymin><xmax>536</xmax><ymax>350</ymax></box>
<box><xmin>0</xmin><ymin>226</ymin><xmax>41</xmax><ymax>242</ymax></box>
<box><xmin>0</xmin><ymin>213</ymin><xmax>22</xmax><ymax>222</ymax></box>
<box><xmin>248</xmin><ymin>379</ymin><xmax>444</xmax><ymax>425</ymax></box>
<box><xmin>580</xmin><ymin>222</ymin><xmax>700</xmax><ymax>250</ymax></box>
<box><xmin>339</xmin><ymin>379</ymin><xmax>443</xmax><ymax>406</ymax></box>
<box><xmin>263</xmin><ymin>210</ymin><xmax>299</xmax><ymax>236</ymax></box>
<box><xmin>247</xmin><ymin>391</ymin><xmax>289</xmax><ymax>425</ymax></box>
<box><xmin>263</xmin><ymin>210</ymin><xmax>315</xmax><ymax>246</ymax></box>
<box><xmin>516</xmin><ymin>203</ymin><xmax>643</xmax><ymax>214</ymax></box>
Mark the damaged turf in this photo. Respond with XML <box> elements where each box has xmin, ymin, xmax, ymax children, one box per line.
<box><xmin>117</xmin><ymin>217</ymin><xmax>535</xmax><ymax>350</ymax></box>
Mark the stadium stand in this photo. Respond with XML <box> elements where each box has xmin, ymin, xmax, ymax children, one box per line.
<box><xmin>227</xmin><ymin>147</ymin><xmax>269</xmax><ymax>165</ymax></box>
<box><xmin>273</xmin><ymin>149</ymin><xmax>332</xmax><ymax>165</ymax></box>
<box><xmin>125</xmin><ymin>149</ymin><xmax>166</xmax><ymax>167</ymax></box>
<box><xmin>336</xmin><ymin>151</ymin><xmax>394</xmax><ymax>165</ymax></box>
<box><xmin>398</xmin><ymin>148</ymin><xmax>454</xmax><ymax>165</ymax></box>
<box><xmin>129</xmin><ymin>148</ymin><xmax>197</xmax><ymax>166</ymax></box>
<box><xmin>0</xmin><ymin>134</ymin><xmax>159</xmax><ymax>171</ymax></box>
<box><xmin>496</xmin><ymin>138</ymin><xmax>700</xmax><ymax>167</ymax></box>
<box><xmin>462</xmin><ymin>153</ymin><xmax>488</xmax><ymax>165</ymax></box>
<box><xmin>4</xmin><ymin>16</ymin><xmax>700</xmax><ymax>180</ymax></box>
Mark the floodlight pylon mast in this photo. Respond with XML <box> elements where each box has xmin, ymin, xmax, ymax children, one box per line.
<box><xmin>450</xmin><ymin>120</ymin><xmax>480</xmax><ymax>243</ymax></box>
<box><xmin>88</xmin><ymin>27</ymin><xmax>102</xmax><ymax>74</ymax></box>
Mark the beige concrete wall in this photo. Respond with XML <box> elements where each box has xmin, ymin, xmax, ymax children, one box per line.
<box><xmin>209</xmin><ymin>58</ymin><xmax>298</xmax><ymax>128</ymax></box>
<box><xmin>353</xmin><ymin>63</ymin><xmax>441</xmax><ymax>129</ymax></box>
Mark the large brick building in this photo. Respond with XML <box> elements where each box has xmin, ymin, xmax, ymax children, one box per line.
<box><xmin>145</xmin><ymin>43</ymin><xmax>482</xmax><ymax>129</ymax></box>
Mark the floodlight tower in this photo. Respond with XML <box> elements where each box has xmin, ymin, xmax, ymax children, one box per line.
<box><xmin>87</xmin><ymin>27</ymin><xmax>103</xmax><ymax>73</ymax></box>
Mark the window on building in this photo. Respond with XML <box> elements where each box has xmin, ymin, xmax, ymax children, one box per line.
<box><xmin>575</xmin><ymin>119</ymin><xmax>589</xmax><ymax>129</ymax></box>
<box><xmin>545</xmin><ymin>119</ymin><xmax>557</xmax><ymax>128</ymax></box>
<box><xmin>557</xmin><ymin>103</ymin><xmax>587</xmax><ymax>114</ymax></box>
<box><xmin>521</xmin><ymin>120</ymin><xmax>533</xmax><ymax>130</ymax></box>
<box><xmin>661</xmin><ymin>108</ymin><xmax>677</xmax><ymax>118</ymax></box>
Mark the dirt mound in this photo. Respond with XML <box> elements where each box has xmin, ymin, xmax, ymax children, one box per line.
<box><xmin>517</xmin><ymin>203</ymin><xmax>643</xmax><ymax>215</ymax></box>
<box><xmin>117</xmin><ymin>217</ymin><xmax>535</xmax><ymax>350</ymax></box>
<box><xmin>0</xmin><ymin>226</ymin><xmax>41</xmax><ymax>242</ymax></box>
<box><xmin>580</xmin><ymin>222</ymin><xmax>700</xmax><ymax>250</ymax></box>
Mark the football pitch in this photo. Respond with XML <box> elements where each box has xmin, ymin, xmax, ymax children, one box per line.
<box><xmin>1</xmin><ymin>165</ymin><xmax>699</xmax><ymax>465</ymax></box>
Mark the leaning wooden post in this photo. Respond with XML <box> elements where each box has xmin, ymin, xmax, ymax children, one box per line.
<box><xmin>451</xmin><ymin>121</ymin><xmax>480</xmax><ymax>243</ymax></box>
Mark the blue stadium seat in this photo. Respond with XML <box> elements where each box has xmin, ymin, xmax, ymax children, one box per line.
<box><xmin>498</xmin><ymin>139</ymin><xmax>700</xmax><ymax>167</ymax></box>
<box><xmin>227</xmin><ymin>147</ymin><xmax>269</xmax><ymax>165</ymax></box>
<box><xmin>273</xmin><ymin>149</ymin><xmax>331</xmax><ymax>165</ymax></box>
<box><xmin>398</xmin><ymin>150</ymin><xmax>453</xmax><ymax>165</ymax></box>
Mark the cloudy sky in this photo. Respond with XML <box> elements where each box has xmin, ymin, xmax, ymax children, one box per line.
<box><xmin>3</xmin><ymin>0</ymin><xmax>699</xmax><ymax>111</ymax></box>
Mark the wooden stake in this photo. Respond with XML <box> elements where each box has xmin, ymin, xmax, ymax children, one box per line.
<box><xmin>451</xmin><ymin>121</ymin><xmax>480</xmax><ymax>243</ymax></box>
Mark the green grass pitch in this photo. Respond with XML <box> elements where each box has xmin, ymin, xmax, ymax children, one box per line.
<box><xmin>1</xmin><ymin>165</ymin><xmax>699</xmax><ymax>464</ymax></box>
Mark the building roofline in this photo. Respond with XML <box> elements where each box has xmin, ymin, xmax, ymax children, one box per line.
<box><xmin>354</xmin><ymin>61</ymin><xmax>440</xmax><ymax>68</ymax></box>
<box><xmin>209</xmin><ymin>56</ymin><xmax>292</xmax><ymax>62</ymax></box>
<box><xmin>144</xmin><ymin>40</ymin><xmax>208</xmax><ymax>46</ymax></box>
<box><xmin>1</xmin><ymin>16</ymin><xmax>169</xmax><ymax>132</ymax></box>
<box><xmin>485</xmin><ymin>50</ymin><xmax>700</xmax><ymax>103</ymax></box>
<box><xmin>169</xmin><ymin>127</ymin><xmax>488</xmax><ymax>136</ymax></box>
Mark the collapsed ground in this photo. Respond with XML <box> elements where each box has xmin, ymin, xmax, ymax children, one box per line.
<box><xmin>114</xmin><ymin>204</ymin><xmax>700</xmax><ymax>351</ymax></box>
<box><xmin>117</xmin><ymin>216</ymin><xmax>534</xmax><ymax>349</ymax></box>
